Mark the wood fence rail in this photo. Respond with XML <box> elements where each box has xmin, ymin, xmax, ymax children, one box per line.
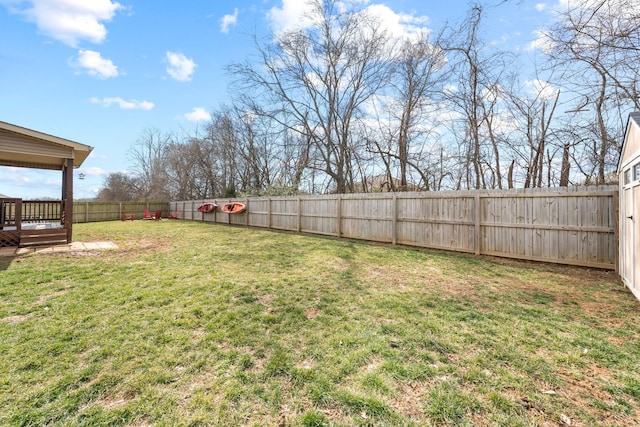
<box><xmin>172</xmin><ymin>186</ymin><xmax>618</xmax><ymax>270</ymax></box>
<box><xmin>72</xmin><ymin>201</ymin><xmax>169</xmax><ymax>223</ymax></box>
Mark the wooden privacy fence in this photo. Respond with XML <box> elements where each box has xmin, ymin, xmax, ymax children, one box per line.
<box><xmin>72</xmin><ymin>201</ymin><xmax>169</xmax><ymax>223</ymax></box>
<box><xmin>171</xmin><ymin>186</ymin><xmax>618</xmax><ymax>270</ymax></box>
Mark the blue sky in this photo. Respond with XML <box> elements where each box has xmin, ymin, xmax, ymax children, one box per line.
<box><xmin>0</xmin><ymin>0</ymin><xmax>553</xmax><ymax>199</ymax></box>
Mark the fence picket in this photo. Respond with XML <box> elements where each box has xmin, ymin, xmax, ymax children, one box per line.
<box><xmin>156</xmin><ymin>186</ymin><xmax>617</xmax><ymax>269</ymax></box>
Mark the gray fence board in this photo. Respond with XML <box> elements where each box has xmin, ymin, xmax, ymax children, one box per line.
<box><xmin>170</xmin><ymin>186</ymin><xmax>618</xmax><ymax>269</ymax></box>
<box><xmin>73</xmin><ymin>201</ymin><xmax>169</xmax><ymax>222</ymax></box>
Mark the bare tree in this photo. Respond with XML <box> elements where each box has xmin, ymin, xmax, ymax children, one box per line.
<box><xmin>96</xmin><ymin>172</ymin><xmax>141</xmax><ymax>201</ymax></box>
<box><xmin>184</xmin><ymin>111</ymin><xmax>241</xmax><ymax>198</ymax></box>
<box><xmin>164</xmin><ymin>137</ymin><xmax>206</xmax><ymax>200</ymax></box>
<box><xmin>504</xmin><ymin>77</ymin><xmax>561</xmax><ymax>188</ymax></box>
<box><xmin>543</xmin><ymin>0</ymin><xmax>640</xmax><ymax>184</ymax></box>
<box><xmin>228</xmin><ymin>0</ymin><xmax>393</xmax><ymax>194</ymax></box>
<box><xmin>102</xmin><ymin>0</ymin><xmax>640</xmax><ymax>200</ymax></box>
<box><xmin>127</xmin><ymin>128</ymin><xmax>173</xmax><ymax>200</ymax></box>
<box><xmin>366</xmin><ymin>30</ymin><xmax>447</xmax><ymax>191</ymax></box>
<box><xmin>443</xmin><ymin>5</ymin><xmax>512</xmax><ymax>190</ymax></box>
<box><xmin>395</xmin><ymin>38</ymin><xmax>444</xmax><ymax>190</ymax></box>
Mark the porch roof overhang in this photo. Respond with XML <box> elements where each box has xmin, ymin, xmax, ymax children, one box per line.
<box><xmin>0</xmin><ymin>120</ymin><xmax>93</xmax><ymax>170</ymax></box>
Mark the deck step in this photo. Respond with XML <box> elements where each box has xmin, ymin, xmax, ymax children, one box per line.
<box><xmin>19</xmin><ymin>229</ymin><xmax>68</xmax><ymax>247</ymax></box>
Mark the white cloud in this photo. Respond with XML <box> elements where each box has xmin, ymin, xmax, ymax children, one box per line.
<box><xmin>183</xmin><ymin>107</ymin><xmax>211</xmax><ymax>122</ymax></box>
<box><xmin>363</xmin><ymin>4</ymin><xmax>430</xmax><ymax>42</ymax></box>
<box><xmin>71</xmin><ymin>49</ymin><xmax>118</xmax><ymax>78</ymax></box>
<box><xmin>266</xmin><ymin>0</ymin><xmax>315</xmax><ymax>33</ymax></box>
<box><xmin>266</xmin><ymin>1</ymin><xmax>430</xmax><ymax>42</ymax></box>
<box><xmin>88</xmin><ymin>151</ymin><xmax>108</xmax><ymax>159</ymax></box>
<box><xmin>443</xmin><ymin>84</ymin><xmax>458</xmax><ymax>95</ymax></box>
<box><xmin>1</xmin><ymin>166</ymin><xmax>31</xmax><ymax>184</ymax></box>
<box><xmin>528</xmin><ymin>0</ymin><xmax>627</xmax><ymax>52</ymax></box>
<box><xmin>3</xmin><ymin>0</ymin><xmax>123</xmax><ymax>47</ymax></box>
<box><xmin>90</xmin><ymin>97</ymin><xmax>154</xmax><ymax>110</ymax></box>
<box><xmin>166</xmin><ymin>51</ymin><xmax>196</xmax><ymax>82</ymax></box>
<box><xmin>220</xmin><ymin>8</ymin><xmax>238</xmax><ymax>34</ymax></box>
<box><xmin>0</xmin><ymin>166</ymin><xmax>63</xmax><ymax>198</ymax></box>
<box><xmin>526</xmin><ymin>29</ymin><xmax>554</xmax><ymax>52</ymax></box>
<box><xmin>525</xmin><ymin>79</ymin><xmax>559</xmax><ymax>100</ymax></box>
<box><xmin>77</xmin><ymin>166</ymin><xmax>108</xmax><ymax>177</ymax></box>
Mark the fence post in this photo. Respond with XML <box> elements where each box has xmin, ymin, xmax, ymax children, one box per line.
<box><xmin>167</xmin><ymin>187</ymin><xmax>617</xmax><ymax>269</ymax></box>
<box><xmin>245</xmin><ymin>199</ymin><xmax>249</xmax><ymax>227</ymax></box>
<box><xmin>336</xmin><ymin>195</ymin><xmax>342</xmax><ymax>238</ymax></box>
<box><xmin>392</xmin><ymin>194</ymin><xmax>397</xmax><ymax>245</ymax></box>
<box><xmin>474</xmin><ymin>194</ymin><xmax>481</xmax><ymax>255</ymax></box>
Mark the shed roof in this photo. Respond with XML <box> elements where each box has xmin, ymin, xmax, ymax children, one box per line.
<box><xmin>619</xmin><ymin>112</ymin><xmax>640</xmax><ymax>172</ymax></box>
<box><xmin>0</xmin><ymin>120</ymin><xmax>93</xmax><ymax>170</ymax></box>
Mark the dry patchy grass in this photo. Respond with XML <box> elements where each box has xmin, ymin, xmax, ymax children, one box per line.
<box><xmin>0</xmin><ymin>220</ymin><xmax>638</xmax><ymax>426</ymax></box>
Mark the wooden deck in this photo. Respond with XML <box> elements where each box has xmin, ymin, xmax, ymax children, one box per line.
<box><xmin>1</xmin><ymin>198</ymin><xmax>68</xmax><ymax>247</ymax></box>
<box><xmin>0</xmin><ymin>229</ymin><xmax>68</xmax><ymax>248</ymax></box>
<box><xmin>0</xmin><ymin>230</ymin><xmax>19</xmax><ymax>247</ymax></box>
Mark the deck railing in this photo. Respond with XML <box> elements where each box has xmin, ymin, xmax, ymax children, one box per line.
<box><xmin>1</xmin><ymin>199</ymin><xmax>68</xmax><ymax>247</ymax></box>
<box><xmin>1</xmin><ymin>198</ymin><xmax>21</xmax><ymax>229</ymax></box>
<box><xmin>1</xmin><ymin>199</ymin><xmax>63</xmax><ymax>229</ymax></box>
<box><xmin>23</xmin><ymin>200</ymin><xmax>63</xmax><ymax>223</ymax></box>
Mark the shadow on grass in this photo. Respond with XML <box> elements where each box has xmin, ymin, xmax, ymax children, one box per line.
<box><xmin>0</xmin><ymin>254</ymin><xmax>22</xmax><ymax>271</ymax></box>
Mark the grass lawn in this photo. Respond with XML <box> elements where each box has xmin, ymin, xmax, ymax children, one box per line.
<box><xmin>1</xmin><ymin>220</ymin><xmax>639</xmax><ymax>426</ymax></box>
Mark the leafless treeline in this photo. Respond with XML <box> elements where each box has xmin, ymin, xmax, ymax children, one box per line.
<box><xmin>98</xmin><ymin>0</ymin><xmax>640</xmax><ymax>201</ymax></box>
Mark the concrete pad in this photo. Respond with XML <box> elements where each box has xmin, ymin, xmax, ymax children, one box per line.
<box><xmin>35</xmin><ymin>241</ymin><xmax>118</xmax><ymax>252</ymax></box>
<box><xmin>75</xmin><ymin>241</ymin><xmax>118</xmax><ymax>250</ymax></box>
<box><xmin>14</xmin><ymin>248</ymin><xmax>33</xmax><ymax>255</ymax></box>
<box><xmin>0</xmin><ymin>247</ymin><xmax>17</xmax><ymax>256</ymax></box>
<box><xmin>0</xmin><ymin>241</ymin><xmax>118</xmax><ymax>256</ymax></box>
